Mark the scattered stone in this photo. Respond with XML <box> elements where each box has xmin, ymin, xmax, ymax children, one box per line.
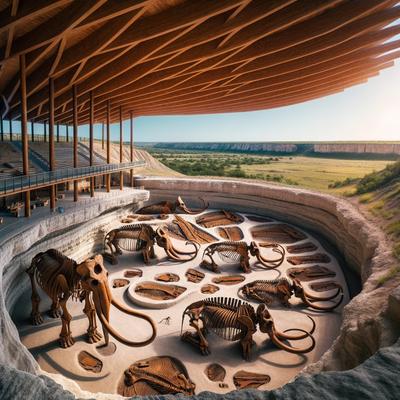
<box><xmin>219</xmin><ymin>383</ymin><xmax>229</xmax><ymax>389</ymax></box>
<box><xmin>78</xmin><ymin>351</ymin><xmax>103</xmax><ymax>373</ymax></box>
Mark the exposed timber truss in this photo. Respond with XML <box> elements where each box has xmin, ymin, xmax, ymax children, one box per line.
<box><xmin>1</xmin><ymin>0</ymin><xmax>400</xmax><ymax>124</ymax></box>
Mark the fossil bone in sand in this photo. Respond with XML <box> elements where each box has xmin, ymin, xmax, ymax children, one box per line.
<box><xmin>287</xmin><ymin>253</ymin><xmax>331</xmax><ymax>265</ymax></box>
<box><xmin>196</xmin><ymin>210</ymin><xmax>244</xmax><ymax>228</ymax></box>
<box><xmin>217</xmin><ymin>226</ymin><xmax>244</xmax><ymax>241</ymax></box>
<box><xmin>78</xmin><ymin>351</ymin><xmax>103</xmax><ymax>373</ymax></box>
<box><xmin>135</xmin><ymin>281</ymin><xmax>187</xmax><ymax>301</ymax></box>
<box><xmin>251</xmin><ymin>224</ymin><xmax>307</xmax><ymax>243</ymax></box>
<box><xmin>233</xmin><ymin>370</ymin><xmax>271</xmax><ymax>389</ymax></box>
<box><xmin>287</xmin><ymin>265</ymin><xmax>336</xmax><ymax>281</ymax></box>
<box><xmin>118</xmin><ymin>356</ymin><xmax>195</xmax><ymax>396</ymax></box>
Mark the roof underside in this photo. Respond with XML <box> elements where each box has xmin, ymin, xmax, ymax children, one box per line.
<box><xmin>1</xmin><ymin>0</ymin><xmax>400</xmax><ymax>124</ymax></box>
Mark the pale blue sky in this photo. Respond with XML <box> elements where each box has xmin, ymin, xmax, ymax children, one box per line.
<box><xmin>6</xmin><ymin>58</ymin><xmax>400</xmax><ymax>143</ymax></box>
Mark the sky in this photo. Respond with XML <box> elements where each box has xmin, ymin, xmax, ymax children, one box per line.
<box><xmin>6</xmin><ymin>58</ymin><xmax>400</xmax><ymax>144</ymax></box>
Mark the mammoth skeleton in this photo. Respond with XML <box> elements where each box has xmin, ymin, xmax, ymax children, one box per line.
<box><xmin>238</xmin><ymin>278</ymin><xmax>343</xmax><ymax>311</ymax></box>
<box><xmin>27</xmin><ymin>249</ymin><xmax>156</xmax><ymax>348</ymax></box>
<box><xmin>105</xmin><ymin>224</ymin><xmax>199</xmax><ymax>264</ymax></box>
<box><xmin>181</xmin><ymin>297</ymin><xmax>315</xmax><ymax>360</ymax></box>
<box><xmin>137</xmin><ymin>196</ymin><xmax>208</xmax><ymax>215</ymax></box>
<box><xmin>200</xmin><ymin>241</ymin><xmax>285</xmax><ymax>273</ymax></box>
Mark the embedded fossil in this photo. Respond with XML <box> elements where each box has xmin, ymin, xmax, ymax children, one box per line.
<box><xmin>287</xmin><ymin>253</ymin><xmax>331</xmax><ymax>265</ymax></box>
<box><xmin>121</xmin><ymin>218</ymin><xmax>135</xmax><ymax>224</ymax></box>
<box><xmin>196</xmin><ymin>210</ymin><xmax>244</xmax><ymax>228</ymax></box>
<box><xmin>155</xmin><ymin>273</ymin><xmax>180</xmax><ymax>282</ymax></box>
<box><xmin>118</xmin><ymin>356</ymin><xmax>195</xmax><ymax>396</ymax></box>
<box><xmin>135</xmin><ymin>281</ymin><xmax>187</xmax><ymax>301</ymax></box>
<box><xmin>217</xmin><ymin>226</ymin><xmax>244</xmax><ymax>241</ymax></box>
<box><xmin>167</xmin><ymin>215</ymin><xmax>218</xmax><ymax>244</ymax></box>
<box><xmin>137</xmin><ymin>196</ymin><xmax>208</xmax><ymax>215</ymax></box>
<box><xmin>251</xmin><ymin>224</ymin><xmax>307</xmax><ymax>243</ymax></box>
<box><xmin>286</xmin><ymin>242</ymin><xmax>318</xmax><ymax>254</ymax></box>
<box><xmin>181</xmin><ymin>297</ymin><xmax>315</xmax><ymax>359</ymax></box>
<box><xmin>27</xmin><ymin>249</ymin><xmax>156</xmax><ymax>348</ymax></box>
<box><xmin>128</xmin><ymin>214</ymin><xmax>169</xmax><ymax>221</ymax></box>
<box><xmin>212</xmin><ymin>275</ymin><xmax>246</xmax><ymax>285</ymax></box>
<box><xmin>287</xmin><ymin>265</ymin><xmax>336</xmax><ymax>281</ymax></box>
<box><xmin>105</xmin><ymin>224</ymin><xmax>198</xmax><ymax>264</ymax></box>
<box><xmin>238</xmin><ymin>278</ymin><xmax>343</xmax><ymax>311</ymax></box>
<box><xmin>185</xmin><ymin>268</ymin><xmax>205</xmax><ymax>283</ymax></box>
<box><xmin>200</xmin><ymin>241</ymin><xmax>285</xmax><ymax>273</ymax></box>
<box><xmin>112</xmin><ymin>278</ymin><xmax>130</xmax><ymax>288</ymax></box>
<box><xmin>205</xmin><ymin>363</ymin><xmax>226</xmax><ymax>382</ymax></box>
<box><xmin>310</xmin><ymin>281</ymin><xmax>341</xmax><ymax>292</ymax></box>
<box><xmin>201</xmin><ymin>284</ymin><xmax>220</xmax><ymax>294</ymax></box>
<box><xmin>78</xmin><ymin>351</ymin><xmax>103</xmax><ymax>373</ymax></box>
<box><xmin>245</xmin><ymin>215</ymin><xmax>273</xmax><ymax>223</ymax></box>
<box><xmin>124</xmin><ymin>269</ymin><xmax>143</xmax><ymax>278</ymax></box>
<box><xmin>233</xmin><ymin>370</ymin><xmax>270</xmax><ymax>389</ymax></box>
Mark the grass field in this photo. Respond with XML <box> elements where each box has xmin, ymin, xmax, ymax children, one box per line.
<box><xmin>241</xmin><ymin>156</ymin><xmax>392</xmax><ymax>193</ymax></box>
<box><xmin>148</xmin><ymin>148</ymin><xmax>393</xmax><ymax>193</ymax></box>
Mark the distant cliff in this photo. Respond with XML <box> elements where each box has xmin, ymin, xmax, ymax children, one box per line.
<box><xmin>153</xmin><ymin>142</ymin><xmax>400</xmax><ymax>156</ymax></box>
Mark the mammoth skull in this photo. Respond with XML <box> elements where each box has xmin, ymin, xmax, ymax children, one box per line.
<box><xmin>256</xmin><ymin>304</ymin><xmax>315</xmax><ymax>354</ymax></box>
<box><xmin>76</xmin><ymin>255</ymin><xmax>156</xmax><ymax>347</ymax></box>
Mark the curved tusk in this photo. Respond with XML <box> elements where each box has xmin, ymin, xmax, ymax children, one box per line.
<box><xmin>255</xmin><ymin>243</ymin><xmax>285</xmax><ymax>269</ymax></box>
<box><xmin>304</xmin><ymin>286</ymin><xmax>343</xmax><ymax>301</ymax></box>
<box><xmin>96</xmin><ymin>298</ymin><xmax>157</xmax><ymax>347</ymax></box>
<box><xmin>301</xmin><ymin>290</ymin><xmax>344</xmax><ymax>311</ymax></box>
<box><xmin>269</xmin><ymin>327</ymin><xmax>315</xmax><ymax>354</ymax></box>
<box><xmin>277</xmin><ymin>315</ymin><xmax>316</xmax><ymax>340</ymax></box>
<box><xmin>179</xmin><ymin>197</ymin><xmax>209</xmax><ymax>214</ymax></box>
<box><xmin>167</xmin><ymin>241</ymin><xmax>199</xmax><ymax>262</ymax></box>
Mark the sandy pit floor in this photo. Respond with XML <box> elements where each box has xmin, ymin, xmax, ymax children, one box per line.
<box><xmin>12</xmin><ymin>210</ymin><xmax>349</xmax><ymax>395</ymax></box>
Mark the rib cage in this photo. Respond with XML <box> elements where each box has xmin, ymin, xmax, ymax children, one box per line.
<box><xmin>200</xmin><ymin>297</ymin><xmax>256</xmax><ymax>341</ymax></box>
<box><xmin>107</xmin><ymin>224</ymin><xmax>154</xmax><ymax>252</ymax></box>
<box><xmin>207</xmin><ymin>241</ymin><xmax>248</xmax><ymax>263</ymax></box>
<box><xmin>31</xmin><ymin>249</ymin><xmax>77</xmax><ymax>300</ymax></box>
<box><xmin>239</xmin><ymin>278</ymin><xmax>293</xmax><ymax>304</ymax></box>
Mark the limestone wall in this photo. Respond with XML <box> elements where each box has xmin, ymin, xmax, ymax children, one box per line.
<box><xmin>135</xmin><ymin>177</ymin><xmax>400</xmax><ymax>372</ymax></box>
<box><xmin>0</xmin><ymin>179</ymin><xmax>399</xmax><ymax>399</ymax></box>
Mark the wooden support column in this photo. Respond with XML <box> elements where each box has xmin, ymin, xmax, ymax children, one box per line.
<box><xmin>119</xmin><ymin>106</ymin><xmax>123</xmax><ymax>190</ymax></box>
<box><xmin>20</xmin><ymin>54</ymin><xmax>31</xmax><ymax>217</ymax></box>
<box><xmin>49</xmin><ymin>78</ymin><xmax>56</xmax><ymax>212</ymax></box>
<box><xmin>0</xmin><ymin>115</ymin><xmax>3</xmax><ymax>141</ymax></box>
<box><xmin>106</xmin><ymin>100</ymin><xmax>111</xmax><ymax>192</ymax></box>
<box><xmin>9</xmin><ymin>118</ymin><xmax>12</xmax><ymax>141</ymax></box>
<box><xmin>66</xmin><ymin>125</ymin><xmax>69</xmax><ymax>143</ymax></box>
<box><xmin>56</xmin><ymin>123</ymin><xmax>59</xmax><ymax>142</ymax></box>
<box><xmin>130</xmin><ymin>111</ymin><xmax>134</xmax><ymax>187</ymax></box>
<box><xmin>73</xmin><ymin>85</ymin><xmax>78</xmax><ymax>202</ymax></box>
<box><xmin>44</xmin><ymin>120</ymin><xmax>47</xmax><ymax>142</ymax></box>
<box><xmin>89</xmin><ymin>91</ymin><xmax>95</xmax><ymax>197</ymax></box>
<box><xmin>101</xmin><ymin>122</ymin><xmax>104</xmax><ymax>149</ymax></box>
<box><xmin>31</xmin><ymin>121</ymin><xmax>34</xmax><ymax>142</ymax></box>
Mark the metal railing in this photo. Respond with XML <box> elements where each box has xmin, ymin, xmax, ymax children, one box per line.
<box><xmin>0</xmin><ymin>161</ymin><xmax>145</xmax><ymax>196</ymax></box>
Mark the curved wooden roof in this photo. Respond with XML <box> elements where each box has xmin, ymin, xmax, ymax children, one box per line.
<box><xmin>1</xmin><ymin>0</ymin><xmax>400</xmax><ymax>124</ymax></box>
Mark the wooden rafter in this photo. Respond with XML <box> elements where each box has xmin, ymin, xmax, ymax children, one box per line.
<box><xmin>0</xmin><ymin>0</ymin><xmax>398</xmax><ymax>123</ymax></box>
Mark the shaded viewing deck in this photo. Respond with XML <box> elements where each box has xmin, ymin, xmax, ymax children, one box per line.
<box><xmin>0</xmin><ymin>161</ymin><xmax>145</xmax><ymax>197</ymax></box>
